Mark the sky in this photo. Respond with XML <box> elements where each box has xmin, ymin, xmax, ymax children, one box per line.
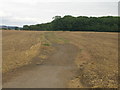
<box><xmin>0</xmin><ymin>0</ymin><xmax>119</xmax><ymax>27</ymax></box>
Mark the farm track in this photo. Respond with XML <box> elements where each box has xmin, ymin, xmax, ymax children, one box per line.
<box><xmin>3</xmin><ymin>44</ymin><xmax>79</xmax><ymax>88</ymax></box>
<box><xmin>3</xmin><ymin>31</ymin><xmax>79</xmax><ymax>88</ymax></box>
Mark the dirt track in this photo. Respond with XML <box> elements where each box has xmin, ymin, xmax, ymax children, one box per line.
<box><xmin>3</xmin><ymin>41</ymin><xmax>79</xmax><ymax>88</ymax></box>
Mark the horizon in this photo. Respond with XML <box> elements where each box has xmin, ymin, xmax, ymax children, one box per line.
<box><xmin>0</xmin><ymin>1</ymin><xmax>118</xmax><ymax>27</ymax></box>
<box><xmin>0</xmin><ymin>15</ymin><xmax>119</xmax><ymax>28</ymax></box>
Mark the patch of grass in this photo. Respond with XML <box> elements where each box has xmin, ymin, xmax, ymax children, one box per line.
<box><xmin>39</xmin><ymin>54</ymin><xmax>47</xmax><ymax>59</ymax></box>
<box><xmin>42</xmin><ymin>43</ymin><xmax>50</xmax><ymax>46</ymax></box>
<box><xmin>44</xmin><ymin>32</ymin><xmax>70</xmax><ymax>44</ymax></box>
<box><xmin>59</xmin><ymin>38</ymin><xmax>70</xmax><ymax>43</ymax></box>
<box><xmin>79</xmin><ymin>48</ymin><xmax>83</xmax><ymax>52</ymax></box>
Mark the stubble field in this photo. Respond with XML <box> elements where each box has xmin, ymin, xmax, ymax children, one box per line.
<box><xmin>2</xmin><ymin>30</ymin><xmax>118</xmax><ymax>88</ymax></box>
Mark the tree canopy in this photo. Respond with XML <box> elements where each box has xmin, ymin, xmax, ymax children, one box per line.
<box><xmin>23</xmin><ymin>15</ymin><xmax>119</xmax><ymax>32</ymax></box>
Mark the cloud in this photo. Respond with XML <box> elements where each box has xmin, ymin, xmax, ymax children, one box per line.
<box><xmin>0</xmin><ymin>1</ymin><xmax>118</xmax><ymax>27</ymax></box>
<box><xmin>2</xmin><ymin>0</ymin><xmax>119</xmax><ymax>3</ymax></box>
<box><xmin>1</xmin><ymin>16</ymin><xmax>41</xmax><ymax>26</ymax></box>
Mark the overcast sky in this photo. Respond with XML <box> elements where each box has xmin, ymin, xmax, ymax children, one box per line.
<box><xmin>0</xmin><ymin>0</ymin><xmax>119</xmax><ymax>27</ymax></box>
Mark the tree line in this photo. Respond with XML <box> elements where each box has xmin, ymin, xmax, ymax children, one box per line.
<box><xmin>23</xmin><ymin>15</ymin><xmax>119</xmax><ymax>32</ymax></box>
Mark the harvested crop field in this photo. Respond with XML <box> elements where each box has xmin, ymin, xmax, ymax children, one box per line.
<box><xmin>2</xmin><ymin>30</ymin><xmax>118</xmax><ymax>88</ymax></box>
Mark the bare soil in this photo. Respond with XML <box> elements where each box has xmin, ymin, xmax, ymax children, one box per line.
<box><xmin>3</xmin><ymin>43</ymin><xmax>78</xmax><ymax>88</ymax></box>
